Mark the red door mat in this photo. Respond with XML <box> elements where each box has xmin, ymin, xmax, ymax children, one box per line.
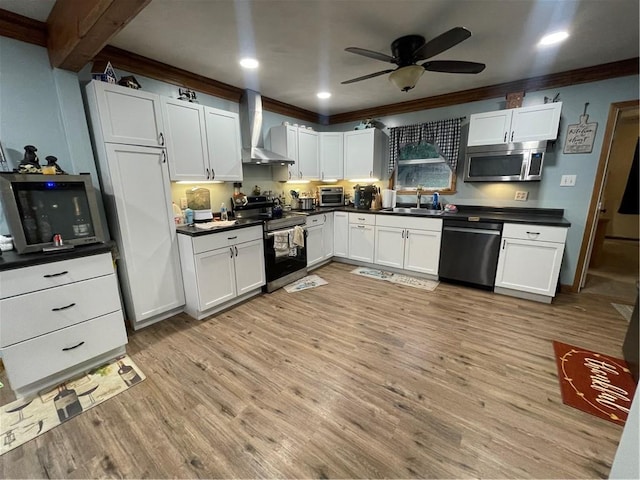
<box><xmin>553</xmin><ymin>341</ymin><xmax>637</xmax><ymax>426</ymax></box>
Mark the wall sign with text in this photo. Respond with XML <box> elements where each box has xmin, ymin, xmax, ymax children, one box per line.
<box><xmin>564</xmin><ymin>113</ymin><xmax>598</xmax><ymax>154</ymax></box>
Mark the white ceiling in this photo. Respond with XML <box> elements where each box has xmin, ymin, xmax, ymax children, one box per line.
<box><xmin>3</xmin><ymin>0</ymin><xmax>639</xmax><ymax>116</ymax></box>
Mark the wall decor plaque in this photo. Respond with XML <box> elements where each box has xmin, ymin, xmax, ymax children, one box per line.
<box><xmin>564</xmin><ymin>103</ymin><xmax>598</xmax><ymax>154</ymax></box>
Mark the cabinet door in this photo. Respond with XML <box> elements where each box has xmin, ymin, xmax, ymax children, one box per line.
<box><xmin>286</xmin><ymin>126</ymin><xmax>299</xmax><ymax>179</ymax></box>
<box><xmin>495</xmin><ymin>238</ymin><xmax>564</xmax><ymax>296</ymax></box>
<box><xmin>323</xmin><ymin>213</ymin><xmax>334</xmax><ymax>259</ymax></box>
<box><xmin>162</xmin><ymin>99</ymin><xmax>209</xmax><ymax>181</ymax></box>
<box><xmin>94</xmin><ymin>81</ymin><xmax>164</xmax><ymax>147</ymax></box>
<box><xmin>204</xmin><ymin>107</ymin><xmax>243</xmax><ymax>181</ymax></box>
<box><xmin>349</xmin><ymin>224</ymin><xmax>375</xmax><ymax>263</ymax></box>
<box><xmin>104</xmin><ymin>144</ymin><xmax>185</xmax><ymax>323</ymax></box>
<box><xmin>344</xmin><ymin>130</ymin><xmax>374</xmax><ymax>179</ymax></box>
<box><xmin>234</xmin><ymin>239</ymin><xmax>266</xmax><ymax>295</ymax></box>
<box><xmin>319</xmin><ymin>132</ymin><xmax>344</xmax><ymax>180</ymax></box>
<box><xmin>195</xmin><ymin>247</ymin><xmax>236</xmax><ymax>310</ymax></box>
<box><xmin>334</xmin><ymin>212</ymin><xmax>349</xmax><ymax>257</ymax></box>
<box><xmin>297</xmin><ymin>129</ymin><xmax>320</xmax><ymax>179</ymax></box>
<box><xmin>306</xmin><ymin>224</ymin><xmax>324</xmax><ymax>267</ymax></box>
<box><xmin>511</xmin><ymin>102</ymin><xmax>562</xmax><ymax>143</ymax></box>
<box><xmin>467</xmin><ymin>110</ymin><xmax>513</xmax><ymax>146</ymax></box>
<box><xmin>404</xmin><ymin>229</ymin><xmax>441</xmax><ymax>275</ymax></box>
<box><xmin>374</xmin><ymin>226</ymin><xmax>405</xmax><ymax>269</ymax></box>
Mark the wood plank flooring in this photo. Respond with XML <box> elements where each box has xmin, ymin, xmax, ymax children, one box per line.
<box><xmin>0</xmin><ymin>262</ymin><xmax>631</xmax><ymax>478</ymax></box>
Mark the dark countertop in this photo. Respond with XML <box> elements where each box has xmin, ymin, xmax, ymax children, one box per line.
<box><xmin>176</xmin><ymin>219</ymin><xmax>264</xmax><ymax>237</ymax></box>
<box><xmin>290</xmin><ymin>205</ymin><xmax>571</xmax><ymax>227</ymax></box>
<box><xmin>0</xmin><ymin>242</ymin><xmax>114</xmax><ymax>272</ymax></box>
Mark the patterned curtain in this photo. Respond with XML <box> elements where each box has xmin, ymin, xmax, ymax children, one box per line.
<box><xmin>388</xmin><ymin>117</ymin><xmax>463</xmax><ymax>173</ymax></box>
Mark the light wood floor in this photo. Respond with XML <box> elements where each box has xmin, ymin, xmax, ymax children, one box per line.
<box><xmin>583</xmin><ymin>238</ymin><xmax>639</xmax><ymax>304</ymax></box>
<box><xmin>0</xmin><ymin>262</ymin><xmax>631</xmax><ymax>478</ymax></box>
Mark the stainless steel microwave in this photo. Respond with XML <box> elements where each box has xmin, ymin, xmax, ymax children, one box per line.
<box><xmin>318</xmin><ymin>186</ymin><xmax>344</xmax><ymax>206</ymax></box>
<box><xmin>463</xmin><ymin>141</ymin><xmax>547</xmax><ymax>182</ymax></box>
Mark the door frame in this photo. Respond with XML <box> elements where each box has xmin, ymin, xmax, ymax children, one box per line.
<box><xmin>571</xmin><ymin>99</ymin><xmax>639</xmax><ymax>292</ymax></box>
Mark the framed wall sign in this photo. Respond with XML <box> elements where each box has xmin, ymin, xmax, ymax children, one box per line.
<box><xmin>564</xmin><ymin>103</ymin><xmax>598</xmax><ymax>154</ymax></box>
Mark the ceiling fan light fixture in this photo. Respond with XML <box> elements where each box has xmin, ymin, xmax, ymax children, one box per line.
<box><xmin>389</xmin><ymin>65</ymin><xmax>424</xmax><ymax>92</ymax></box>
<box><xmin>317</xmin><ymin>91</ymin><xmax>332</xmax><ymax>99</ymax></box>
<box><xmin>239</xmin><ymin>58</ymin><xmax>259</xmax><ymax>69</ymax></box>
<box><xmin>538</xmin><ymin>31</ymin><xmax>569</xmax><ymax>46</ymax></box>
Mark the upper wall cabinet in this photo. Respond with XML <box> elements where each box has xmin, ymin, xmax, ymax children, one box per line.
<box><xmin>162</xmin><ymin>99</ymin><xmax>242</xmax><ymax>182</ymax></box>
<box><xmin>90</xmin><ymin>80</ymin><xmax>165</xmax><ymax>147</ymax></box>
<box><xmin>344</xmin><ymin>129</ymin><xmax>388</xmax><ymax>180</ymax></box>
<box><xmin>319</xmin><ymin>132</ymin><xmax>344</xmax><ymax>180</ymax></box>
<box><xmin>270</xmin><ymin>125</ymin><xmax>320</xmax><ymax>180</ymax></box>
<box><xmin>467</xmin><ymin>102</ymin><xmax>562</xmax><ymax>147</ymax></box>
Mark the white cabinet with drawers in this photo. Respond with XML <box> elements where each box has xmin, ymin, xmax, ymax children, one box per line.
<box><xmin>348</xmin><ymin>213</ymin><xmax>376</xmax><ymax>263</ymax></box>
<box><xmin>306</xmin><ymin>213</ymin><xmax>334</xmax><ymax>269</ymax></box>
<box><xmin>494</xmin><ymin>223</ymin><xmax>568</xmax><ymax>302</ymax></box>
<box><xmin>0</xmin><ymin>251</ymin><xmax>128</xmax><ymax>397</ymax></box>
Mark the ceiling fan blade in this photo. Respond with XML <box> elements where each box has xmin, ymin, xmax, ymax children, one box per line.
<box><xmin>413</xmin><ymin>27</ymin><xmax>472</xmax><ymax>60</ymax></box>
<box><xmin>341</xmin><ymin>69</ymin><xmax>395</xmax><ymax>84</ymax></box>
<box><xmin>345</xmin><ymin>47</ymin><xmax>396</xmax><ymax>63</ymax></box>
<box><xmin>422</xmin><ymin>60</ymin><xmax>486</xmax><ymax>74</ymax></box>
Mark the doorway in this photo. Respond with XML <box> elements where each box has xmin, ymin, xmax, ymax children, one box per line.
<box><xmin>574</xmin><ymin>100</ymin><xmax>639</xmax><ymax>305</ymax></box>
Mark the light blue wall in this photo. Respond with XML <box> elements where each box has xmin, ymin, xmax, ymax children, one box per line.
<box><xmin>330</xmin><ymin>75</ymin><xmax>639</xmax><ymax>285</ymax></box>
<box><xmin>0</xmin><ymin>37</ymin><xmax>107</xmax><ymax>237</ymax></box>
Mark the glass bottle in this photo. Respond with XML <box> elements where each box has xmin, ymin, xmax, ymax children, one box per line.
<box><xmin>54</xmin><ymin>384</ymin><xmax>83</xmax><ymax>422</ymax></box>
<box><xmin>72</xmin><ymin>196</ymin><xmax>90</xmax><ymax>237</ymax></box>
<box><xmin>117</xmin><ymin>360</ymin><xmax>142</xmax><ymax>386</ymax></box>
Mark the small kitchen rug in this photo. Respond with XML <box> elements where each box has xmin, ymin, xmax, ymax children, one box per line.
<box><xmin>611</xmin><ymin>303</ymin><xmax>634</xmax><ymax>322</ymax></box>
<box><xmin>552</xmin><ymin>341</ymin><xmax>636</xmax><ymax>426</ymax></box>
<box><xmin>0</xmin><ymin>354</ymin><xmax>145</xmax><ymax>455</ymax></box>
<box><xmin>351</xmin><ymin>267</ymin><xmax>439</xmax><ymax>291</ymax></box>
<box><xmin>284</xmin><ymin>275</ymin><xmax>328</xmax><ymax>293</ymax></box>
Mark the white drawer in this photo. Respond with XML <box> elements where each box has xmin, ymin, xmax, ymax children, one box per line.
<box><xmin>376</xmin><ymin>215</ymin><xmax>442</xmax><ymax>231</ymax></box>
<box><xmin>306</xmin><ymin>214</ymin><xmax>325</xmax><ymax>227</ymax></box>
<box><xmin>0</xmin><ymin>274</ymin><xmax>122</xmax><ymax>348</ymax></box>
<box><xmin>0</xmin><ymin>252</ymin><xmax>114</xmax><ymax>299</ymax></box>
<box><xmin>502</xmin><ymin>223</ymin><xmax>568</xmax><ymax>244</ymax></box>
<box><xmin>349</xmin><ymin>213</ymin><xmax>376</xmax><ymax>226</ymax></box>
<box><xmin>192</xmin><ymin>225</ymin><xmax>263</xmax><ymax>254</ymax></box>
<box><xmin>2</xmin><ymin>311</ymin><xmax>128</xmax><ymax>391</ymax></box>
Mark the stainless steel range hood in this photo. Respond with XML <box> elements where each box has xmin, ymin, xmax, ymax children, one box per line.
<box><xmin>240</xmin><ymin>90</ymin><xmax>294</xmax><ymax>165</ymax></box>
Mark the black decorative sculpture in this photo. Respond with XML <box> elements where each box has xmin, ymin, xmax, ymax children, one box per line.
<box><xmin>45</xmin><ymin>156</ymin><xmax>67</xmax><ymax>174</ymax></box>
<box><xmin>18</xmin><ymin>145</ymin><xmax>41</xmax><ymax>173</ymax></box>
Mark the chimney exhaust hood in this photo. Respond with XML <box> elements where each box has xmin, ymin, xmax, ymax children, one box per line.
<box><xmin>240</xmin><ymin>90</ymin><xmax>294</xmax><ymax>165</ymax></box>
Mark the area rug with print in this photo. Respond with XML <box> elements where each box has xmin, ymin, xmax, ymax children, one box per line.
<box><xmin>552</xmin><ymin>341</ymin><xmax>636</xmax><ymax>426</ymax></box>
<box><xmin>0</xmin><ymin>354</ymin><xmax>145</xmax><ymax>455</ymax></box>
<box><xmin>351</xmin><ymin>267</ymin><xmax>439</xmax><ymax>291</ymax></box>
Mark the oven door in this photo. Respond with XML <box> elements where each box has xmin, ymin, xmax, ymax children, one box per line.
<box><xmin>263</xmin><ymin>229</ymin><xmax>307</xmax><ymax>284</ymax></box>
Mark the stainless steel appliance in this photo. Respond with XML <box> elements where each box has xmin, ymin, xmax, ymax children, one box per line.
<box><xmin>318</xmin><ymin>186</ymin><xmax>344</xmax><ymax>207</ymax></box>
<box><xmin>355</xmin><ymin>184</ymin><xmax>377</xmax><ymax>209</ymax></box>
<box><xmin>235</xmin><ymin>196</ymin><xmax>307</xmax><ymax>292</ymax></box>
<box><xmin>464</xmin><ymin>141</ymin><xmax>547</xmax><ymax>182</ymax></box>
<box><xmin>438</xmin><ymin>219</ymin><xmax>503</xmax><ymax>288</ymax></box>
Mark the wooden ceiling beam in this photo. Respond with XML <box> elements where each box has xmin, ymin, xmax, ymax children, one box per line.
<box><xmin>47</xmin><ymin>0</ymin><xmax>150</xmax><ymax>71</ymax></box>
<box><xmin>0</xmin><ymin>8</ymin><xmax>47</xmax><ymax>47</ymax></box>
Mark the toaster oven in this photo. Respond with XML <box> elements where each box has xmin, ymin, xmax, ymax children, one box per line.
<box><xmin>318</xmin><ymin>186</ymin><xmax>344</xmax><ymax>207</ymax></box>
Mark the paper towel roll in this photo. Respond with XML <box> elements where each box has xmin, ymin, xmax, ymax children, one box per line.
<box><xmin>382</xmin><ymin>189</ymin><xmax>396</xmax><ymax>209</ymax></box>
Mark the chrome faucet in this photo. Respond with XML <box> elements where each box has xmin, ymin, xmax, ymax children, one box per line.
<box><xmin>416</xmin><ymin>186</ymin><xmax>423</xmax><ymax>207</ymax></box>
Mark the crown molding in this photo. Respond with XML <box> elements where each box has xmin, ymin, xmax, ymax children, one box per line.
<box><xmin>328</xmin><ymin>57</ymin><xmax>639</xmax><ymax>124</ymax></box>
<box><xmin>0</xmin><ymin>8</ymin><xmax>47</xmax><ymax>47</ymax></box>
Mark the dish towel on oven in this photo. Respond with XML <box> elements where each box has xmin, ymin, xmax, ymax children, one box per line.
<box><xmin>274</xmin><ymin>230</ymin><xmax>290</xmax><ymax>258</ymax></box>
<box><xmin>292</xmin><ymin>225</ymin><xmax>305</xmax><ymax>248</ymax></box>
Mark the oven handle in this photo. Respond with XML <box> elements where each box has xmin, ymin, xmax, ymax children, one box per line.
<box><xmin>264</xmin><ymin>226</ymin><xmax>307</xmax><ymax>239</ymax></box>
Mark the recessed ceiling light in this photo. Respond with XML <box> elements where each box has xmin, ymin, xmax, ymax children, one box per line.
<box><xmin>239</xmin><ymin>58</ymin><xmax>259</xmax><ymax>69</ymax></box>
<box><xmin>538</xmin><ymin>31</ymin><xmax>569</xmax><ymax>46</ymax></box>
<box><xmin>317</xmin><ymin>92</ymin><xmax>332</xmax><ymax>99</ymax></box>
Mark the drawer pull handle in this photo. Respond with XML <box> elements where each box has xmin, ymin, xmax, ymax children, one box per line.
<box><xmin>235</xmin><ymin>246</ymin><xmax>238</xmax><ymax>257</ymax></box>
<box><xmin>44</xmin><ymin>271</ymin><xmax>68</xmax><ymax>278</ymax></box>
<box><xmin>52</xmin><ymin>303</ymin><xmax>76</xmax><ymax>312</ymax></box>
<box><xmin>62</xmin><ymin>341</ymin><xmax>85</xmax><ymax>352</ymax></box>
<box><xmin>358</xmin><ymin>217</ymin><xmax>365</xmax><ymax>221</ymax></box>
<box><xmin>526</xmin><ymin>231</ymin><xmax>540</xmax><ymax>236</ymax></box>
<box><xmin>228</xmin><ymin>236</ymin><xmax>237</xmax><ymax>240</ymax></box>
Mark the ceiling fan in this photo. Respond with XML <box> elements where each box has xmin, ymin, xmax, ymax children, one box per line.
<box><xmin>342</xmin><ymin>27</ymin><xmax>486</xmax><ymax>92</ymax></box>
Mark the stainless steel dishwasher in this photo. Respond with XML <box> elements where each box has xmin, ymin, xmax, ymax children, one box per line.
<box><xmin>438</xmin><ymin>219</ymin><xmax>503</xmax><ymax>288</ymax></box>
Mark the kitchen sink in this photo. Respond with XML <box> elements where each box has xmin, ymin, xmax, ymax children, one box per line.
<box><xmin>384</xmin><ymin>207</ymin><xmax>444</xmax><ymax>215</ymax></box>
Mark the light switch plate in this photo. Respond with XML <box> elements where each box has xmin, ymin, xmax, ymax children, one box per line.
<box><xmin>560</xmin><ymin>175</ymin><xmax>577</xmax><ymax>186</ymax></box>
<box><xmin>180</xmin><ymin>197</ymin><xmax>188</xmax><ymax>209</ymax></box>
<box><xmin>514</xmin><ymin>191</ymin><xmax>528</xmax><ymax>201</ymax></box>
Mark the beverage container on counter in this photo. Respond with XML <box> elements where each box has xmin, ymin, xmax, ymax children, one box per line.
<box><xmin>220</xmin><ymin>203</ymin><xmax>228</xmax><ymax>221</ymax></box>
<box><xmin>184</xmin><ymin>208</ymin><xmax>194</xmax><ymax>225</ymax></box>
<box><xmin>432</xmin><ymin>192</ymin><xmax>440</xmax><ymax>210</ymax></box>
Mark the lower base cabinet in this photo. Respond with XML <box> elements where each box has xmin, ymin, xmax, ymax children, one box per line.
<box><xmin>333</xmin><ymin>211</ymin><xmax>349</xmax><ymax>258</ymax></box>
<box><xmin>348</xmin><ymin>213</ymin><xmax>376</xmax><ymax>263</ymax></box>
<box><xmin>307</xmin><ymin>213</ymin><xmax>334</xmax><ymax>268</ymax></box>
<box><xmin>178</xmin><ymin>226</ymin><xmax>265</xmax><ymax>319</ymax></box>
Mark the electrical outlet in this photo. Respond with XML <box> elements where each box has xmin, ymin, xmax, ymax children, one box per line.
<box><xmin>560</xmin><ymin>174</ymin><xmax>577</xmax><ymax>187</ymax></box>
<box><xmin>514</xmin><ymin>191</ymin><xmax>529</xmax><ymax>201</ymax></box>
<box><xmin>180</xmin><ymin>197</ymin><xmax>188</xmax><ymax>209</ymax></box>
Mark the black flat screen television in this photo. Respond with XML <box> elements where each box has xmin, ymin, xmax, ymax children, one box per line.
<box><xmin>0</xmin><ymin>173</ymin><xmax>106</xmax><ymax>254</ymax></box>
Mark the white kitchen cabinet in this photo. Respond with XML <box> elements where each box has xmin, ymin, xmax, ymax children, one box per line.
<box><xmin>306</xmin><ymin>213</ymin><xmax>334</xmax><ymax>268</ymax></box>
<box><xmin>322</xmin><ymin>213</ymin><xmax>334</xmax><ymax>260</ymax></box>
<box><xmin>494</xmin><ymin>223</ymin><xmax>568</xmax><ymax>302</ymax></box>
<box><xmin>0</xmin><ymin>251</ymin><xmax>127</xmax><ymax>397</ymax></box>
<box><xmin>103</xmin><ymin>144</ymin><xmax>186</xmax><ymax>327</ymax></box>
<box><xmin>90</xmin><ymin>80</ymin><xmax>165</xmax><ymax>147</ymax></box>
<box><xmin>374</xmin><ymin>215</ymin><xmax>442</xmax><ymax>275</ymax></box>
<box><xmin>334</xmin><ymin>211</ymin><xmax>349</xmax><ymax>258</ymax></box>
<box><xmin>348</xmin><ymin>213</ymin><xmax>376</xmax><ymax>263</ymax></box>
<box><xmin>178</xmin><ymin>226</ymin><xmax>265</xmax><ymax>320</ymax></box>
<box><xmin>343</xmin><ymin>129</ymin><xmax>388</xmax><ymax>180</ymax></box>
<box><xmin>306</xmin><ymin>223</ymin><xmax>324</xmax><ymax>267</ymax></box>
<box><xmin>270</xmin><ymin>125</ymin><xmax>320</xmax><ymax>180</ymax></box>
<box><xmin>162</xmin><ymin>99</ymin><xmax>242</xmax><ymax>182</ymax></box>
<box><xmin>319</xmin><ymin>132</ymin><xmax>344</xmax><ymax>180</ymax></box>
<box><xmin>467</xmin><ymin>102</ymin><xmax>562</xmax><ymax>146</ymax></box>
